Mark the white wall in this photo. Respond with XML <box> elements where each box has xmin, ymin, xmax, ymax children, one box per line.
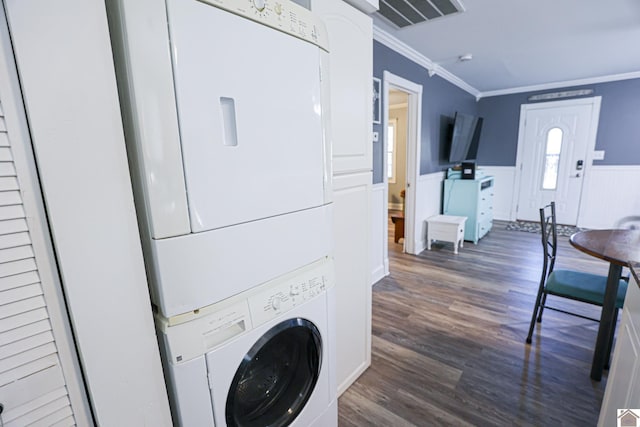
<box><xmin>4</xmin><ymin>0</ymin><xmax>172</xmax><ymax>424</ymax></box>
<box><xmin>413</xmin><ymin>172</ymin><xmax>446</xmax><ymax>253</ymax></box>
<box><xmin>478</xmin><ymin>166</ymin><xmax>516</xmax><ymax>221</ymax></box>
<box><xmin>471</xmin><ymin>165</ymin><xmax>639</xmax><ymax>228</ymax></box>
<box><xmin>371</xmin><ymin>183</ymin><xmax>388</xmax><ymax>284</ymax></box>
<box><xmin>579</xmin><ymin>166</ymin><xmax>640</xmax><ymax>229</ymax></box>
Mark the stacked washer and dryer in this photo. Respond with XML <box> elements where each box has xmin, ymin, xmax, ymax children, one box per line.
<box><xmin>106</xmin><ymin>0</ymin><xmax>336</xmax><ymax>425</ymax></box>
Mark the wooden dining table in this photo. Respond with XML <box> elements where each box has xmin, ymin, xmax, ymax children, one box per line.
<box><xmin>569</xmin><ymin>229</ymin><xmax>640</xmax><ymax>381</ymax></box>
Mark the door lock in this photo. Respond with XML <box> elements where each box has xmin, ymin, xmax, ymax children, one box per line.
<box><xmin>576</xmin><ymin>160</ymin><xmax>584</xmax><ymax>170</ymax></box>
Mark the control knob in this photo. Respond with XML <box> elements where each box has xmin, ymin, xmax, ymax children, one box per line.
<box><xmin>271</xmin><ymin>296</ymin><xmax>281</xmax><ymax>311</ymax></box>
<box><xmin>253</xmin><ymin>0</ymin><xmax>266</xmax><ymax>11</ymax></box>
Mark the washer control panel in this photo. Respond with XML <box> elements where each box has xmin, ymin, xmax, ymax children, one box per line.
<box><xmin>197</xmin><ymin>0</ymin><xmax>328</xmax><ymax>51</ymax></box>
<box><xmin>248</xmin><ymin>261</ymin><xmax>329</xmax><ymax>326</ymax></box>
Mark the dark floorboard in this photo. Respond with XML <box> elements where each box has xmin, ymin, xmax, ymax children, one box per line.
<box><xmin>338</xmin><ymin>215</ymin><xmax>609</xmax><ymax>426</ymax></box>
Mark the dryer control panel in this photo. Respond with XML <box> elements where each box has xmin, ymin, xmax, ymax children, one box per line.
<box><xmin>198</xmin><ymin>0</ymin><xmax>329</xmax><ymax>51</ymax></box>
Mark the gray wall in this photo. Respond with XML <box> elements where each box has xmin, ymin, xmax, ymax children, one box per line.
<box><xmin>375</xmin><ymin>41</ymin><xmax>640</xmax><ymax>173</ymax></box>
<box><xmin>477</xmin><ymin>79</ymin><xmax>640</xmax><ymax>166</ymax></box>
<box><xmin>373</xmin><ymin>41</ymin><xmax>478</xmax><ymax>184</ymax></box>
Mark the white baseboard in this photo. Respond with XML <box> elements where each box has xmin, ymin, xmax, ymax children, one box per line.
<box><xmin>371</xmin><ymin>265</ymin><xmax>386</xmax><ymax>284</ymax></box>
<box><xmin>337</xmin><ymin>360</ymin><xmax>370</xmax><ymax>397</ymax></box>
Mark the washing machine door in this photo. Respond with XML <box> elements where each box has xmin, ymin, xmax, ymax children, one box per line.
<box><xmin>226</xmin><ymin>318</ymin><xmax>322</xmax><ymax>427</ymax></box>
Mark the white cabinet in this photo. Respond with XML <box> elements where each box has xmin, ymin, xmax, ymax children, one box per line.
<box><xmin>312</xmin><ymin>0</ymin><xmax>372</xmax><ymax>175</ymax></box>
<box><xmin>332</xmin><ymin>172</ymin><xmax>372</xmax><ymax>394</ymax></box>
<box><xmin>311</xmin><ymin>0</ymin><xmax>373</xmax><ymax>395</ymax></box>
<box><xmin>598</xmin><ymin>264</ymin><xmax>640</xmax><ymax>426</ymax></box>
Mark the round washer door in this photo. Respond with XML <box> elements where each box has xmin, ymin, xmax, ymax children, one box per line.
<box><xmin>226</xmin><ymin>318</ymin><xmax>322</xmax><ymax>427</ymax></box>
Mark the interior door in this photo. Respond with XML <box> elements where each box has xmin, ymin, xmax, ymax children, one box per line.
<box><xmin>516</xmin><ymin>98</ymin><xmax>600</xmax><ymax>225</ymax></box>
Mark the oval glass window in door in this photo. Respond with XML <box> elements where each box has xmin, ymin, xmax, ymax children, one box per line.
<box><xmin>226</xmin><ymin>318</ymin><xmax>323</xmax><ymax>427</ymax></box>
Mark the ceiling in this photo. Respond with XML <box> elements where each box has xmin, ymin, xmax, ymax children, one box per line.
<box><xmin>372</xmin><ymin>0</ymin><xmax>640</xmax><ymax>96</ymax></box>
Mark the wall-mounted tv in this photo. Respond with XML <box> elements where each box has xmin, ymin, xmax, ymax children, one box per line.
<box><xmin>448</xmin><ymin>112</ymin><xmax>484</xmax><ymax>163</ymax></box>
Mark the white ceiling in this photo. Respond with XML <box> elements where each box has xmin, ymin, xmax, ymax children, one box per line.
<box><xmin>372</xmin><ymin>0</ymin><xmax>640</xmax><ymax>96</ymax></box>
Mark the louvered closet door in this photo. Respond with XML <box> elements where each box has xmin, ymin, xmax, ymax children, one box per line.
<box><xmin>0</xmin><ymin>102</ymin><xmax>76</xmax><ymax>427</ymax></box>
<box><xmin>0</xmin><ymin>8</ymin><xmax>90</xmax><ymax>424</ymax></box>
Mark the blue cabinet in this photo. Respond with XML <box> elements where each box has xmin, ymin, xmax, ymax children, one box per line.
<box><xmin>443</xmin><ymin>176</ymin><xmax>494</xmax><ymax>243</ymax></box>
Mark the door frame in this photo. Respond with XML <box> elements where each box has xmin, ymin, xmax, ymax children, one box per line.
<box><xmin>382</xmin><ymin>71</ymin><xmax>422</xmax><ymax>255</ymax></box>
<box><xmin>511</xmin><ymin>96</ymin><xmax>602</xmax><ymax>225</ymax></box>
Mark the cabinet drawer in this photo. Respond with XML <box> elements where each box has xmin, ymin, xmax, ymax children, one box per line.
<box><xmin>479</xmin><ymin>192</ymin><xmax>493</xmax><ymax>210</ymax></box>
<box><xmin>478</xmin><ymin>206</ymin><xmax>493</xmax><ymax>222</ymax></box>
<box><xmin>478</xmin><ymin>219</ymin><xmax>492</xmax><ymax>239</ymax></box>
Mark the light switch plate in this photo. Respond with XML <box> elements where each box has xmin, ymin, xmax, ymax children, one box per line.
<box><xmin>593</xmin><ymin>150</ymin><xmax>605</xmax><ymax>160</ymax></box>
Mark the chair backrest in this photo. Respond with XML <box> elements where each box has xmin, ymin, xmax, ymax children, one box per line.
<box><xmin>539</xmin><ymin>202</ymin><xmax>558</xmax><ymax>281</ymax></box>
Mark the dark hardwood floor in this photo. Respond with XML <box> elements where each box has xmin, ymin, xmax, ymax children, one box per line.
<box><xmin>338</xmin><ymin>213</ymin><xmax>611</xmax><ymax>426</ymax></box>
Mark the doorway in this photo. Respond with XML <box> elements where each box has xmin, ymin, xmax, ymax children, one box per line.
<box><xmin>382</xmin><ymin>72</ymin><xmax>422</xmax><ymax>256</ymax></box>
<box><xmin>387</xmin><ymin>89</ymin><xmax>408</xmax><ymax>246</ymax></box>
<box><xmin>513</xmin><ymin>97</ymin><xmax>601</xmax><ymax>225</ymax></box>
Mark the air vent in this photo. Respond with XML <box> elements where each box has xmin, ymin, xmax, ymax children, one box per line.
<box><xmin>378</xmin><ymin>0</ymin><xmax>465</xmax><ymax>28</ymax></box>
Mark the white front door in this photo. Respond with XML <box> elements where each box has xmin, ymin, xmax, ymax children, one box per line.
<box><xmin>516</xmin><ymin>97</ymin><xmax>601</xmax><ymax>225</ymax></box>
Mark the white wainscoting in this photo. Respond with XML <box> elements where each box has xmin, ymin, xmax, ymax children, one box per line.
<box><xmin>413</xmin><ymin>172</ymin><xmax>446</xmax><ymax>254</ymax></box>
<box><xmin>477</xmin><ymin>166</ymin><xmax>516</xmax><ymax>221</ymax></box>
<box><xmin>578</xmin><ymin>165</ymin><xmax>640</xmax><ymax>229</ymax></box>
<box><xmin>371</xmin><ymin>183</ymin><xmax>388</xmax><ymax>285</ymax></box>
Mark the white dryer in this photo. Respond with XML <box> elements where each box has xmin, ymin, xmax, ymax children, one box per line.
<box><xmin>157</xmin><ymin>258</ymin><xmax>336</xmax><ymax>426</ymax></box>
<box><xmin>107</xmin><ymin>0</ymin><xmax>333</xmax><ymax>318</ymax></box>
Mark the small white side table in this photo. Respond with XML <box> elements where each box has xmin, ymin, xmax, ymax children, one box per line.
<box><xmin>427</xmin><ymin>215</ymin><xmax>468</xmax><ymax>254</ymax></box>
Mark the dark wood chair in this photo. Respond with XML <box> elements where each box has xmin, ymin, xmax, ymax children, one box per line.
<box><xmin>526</xmin><ymin>202</ymin><xmax>628</xmax><ymax>362</ymax></box>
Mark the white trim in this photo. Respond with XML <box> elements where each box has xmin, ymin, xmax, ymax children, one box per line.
<box><xmin>417</xmin><ymin>171</ymin><xmax>447</xmax><ymax>183</ymax></box>
<box><xmin>374</xmin><ymin>25</ymin><xmax>640</xmax><ymax>99</ymax></box>
<box><xmin>373</xmin><ymin>26</ymin><xmax>481</xmax><ymax>99</ymax></box>
<box><xmin>481</xmin><ymin>71</ymin><xmax>640</xmax><ymax>98</ymax></box>
<box><xmin>388</xmin><ymin>202</ymin><xmax>403</xmax><ymax>210</ymax></box>
<box><xmin>512</xmin><ymin>97</ymin><xmax>602</xmax><ymax>223</ymax></box>
<box><xmin>387</xmin><ymin>117</ymin><xmax>397</xmax><ymax>183</ymax></box>
<box><xmin>586</xmin><ymin>165</ymin><xmax>640</xmax><ymax>172</ymax></box>
<box><xmin>382</xmin><ymin>71</ymin><xmax>423</xmax><ymax>255</ymax></box>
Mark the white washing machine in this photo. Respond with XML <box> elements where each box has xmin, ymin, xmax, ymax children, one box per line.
<box><xmin>107</xmin><ymin>0</ymin><xmax>333</xmax><ymax>318</ymax></box>
<box><xmin>157</xmin><ymin>258</ymin><xmax>337</xmax><ymax>426</ymax></box>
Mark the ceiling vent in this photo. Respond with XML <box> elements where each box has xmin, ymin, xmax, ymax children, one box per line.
<box><xmin>378</xmin><ymin>0</ymin><xmax>465</xmax><ymax>28</ymax></box>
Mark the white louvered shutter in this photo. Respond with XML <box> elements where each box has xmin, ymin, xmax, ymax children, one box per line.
<box><xmin>0</xmin><ymin>102</ymin><xmax>77</xmax><ymax>426</ymax></box>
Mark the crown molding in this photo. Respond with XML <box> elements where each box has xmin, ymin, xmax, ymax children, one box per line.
<box><xmin>373</xmin><ymin>26</ymin><xmax>481</xmax><ymax>99</ymax></box>
<box><xmin>373</xmin><ymin>25</ymin><xmax>640</xmax><ymax>101</ymax></box>
<box><xmin>480</xmin><ymin>71</ymin><xmax>640</xmax><ymax>98</ymax></box>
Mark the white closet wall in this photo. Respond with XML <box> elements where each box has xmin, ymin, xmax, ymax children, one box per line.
<box><xmin>2</xmin><ymin>0</ymin><xmax>172</xmax><ymax>424</ymax></box>
<box><xmin>0</xmin><ymin>7</ymin><xmax>91</xmax><ymax>424</ymax></box>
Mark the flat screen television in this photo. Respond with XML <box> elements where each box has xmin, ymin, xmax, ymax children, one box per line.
<box><xmin>448</xmin><ymin>112</ymin><xmax>483</xmax><ymax>163</ymax></box>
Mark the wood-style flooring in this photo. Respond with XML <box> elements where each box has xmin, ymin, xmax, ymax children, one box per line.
<box><xmin>338</xmin><ymin>213</ymin><xmax>611</xmax><ymax>426</ymax></box>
